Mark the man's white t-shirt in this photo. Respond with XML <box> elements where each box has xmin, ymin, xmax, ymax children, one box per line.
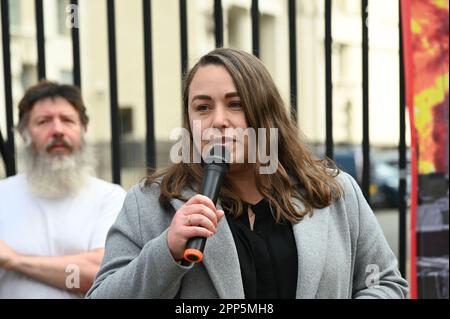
<box><xmin>0</xmin><ymin>174</ymin><xmax>126</xmax><ymax>299</ymax></box>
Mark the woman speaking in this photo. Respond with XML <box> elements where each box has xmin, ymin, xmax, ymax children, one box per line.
<box><xmin>87</xmin><ymin>48</ymin><xmax>408</xmax><ymax>299</ymax></box>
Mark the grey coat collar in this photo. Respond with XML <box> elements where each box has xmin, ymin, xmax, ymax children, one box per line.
<box><xmin>170</xmin><ymin>189</ymin><xmax>330</xmax><ymax>299</ymax></box>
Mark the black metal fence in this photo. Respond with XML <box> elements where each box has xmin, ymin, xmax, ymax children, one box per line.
<box><xmin>0</xmin><ymin>0</ymin><xmax>408</xmax><ymax>277</ymax></box>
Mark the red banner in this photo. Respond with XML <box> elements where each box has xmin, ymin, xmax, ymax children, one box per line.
<box><xmin>401</xmin><ymin>0</ymin><xmax>449</xmax><ymax>299</ymax></box>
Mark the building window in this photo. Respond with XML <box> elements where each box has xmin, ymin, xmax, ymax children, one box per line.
<box><xmin>9</xmin><ymin>0</ymin><xmax>21</xmax><ymax>31</ymax></box>
<box><xmin>228</xmin><ymin>6</ymin><xmax>250</xmax><ymax>52</ymax></box>
<box><xmin>21</xmin><ymin>64</ymin><xmax>38</xmax><ymax>91</ymax></box>
<box><xmin>260</xmin><ymin>14</ymin><xmax>276</xmax><ymax>75</ymax></box>
<box><xmin>119</xmin><ymin>107</ymin><xmax>133</xmax><ymax>136</ymax></box>
<box><xmin>57</xmin><ymin>0</ymin><xmax>70</xmax><ymax>36</ymax></box>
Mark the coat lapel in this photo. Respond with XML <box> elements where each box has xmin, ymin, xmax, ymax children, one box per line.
<box><xmin>291</xmin><ymin>198</ymin><xmax>330</xmax><ymax>298</ymax></box>
<box><xmin>203</xmin><ymin>202</ymin><xmax>245</xmax><ymax>299</ymax></box>
<box><xmin>170</xmin><ymin>192</ymin><xmax>244</xmax><ymax>299</ymax></box>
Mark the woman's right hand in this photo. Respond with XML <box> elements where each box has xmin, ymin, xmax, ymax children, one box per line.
<box><xmin>167</xmin><ymin>194</ymin><xmax>225</xmax><ymax>262</ymax></box>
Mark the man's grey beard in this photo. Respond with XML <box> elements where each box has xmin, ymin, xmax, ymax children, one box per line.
<box><xmin>23</xmin><ymin>138</ymin><xmax>96</xmax><ymax>199</ymax></box>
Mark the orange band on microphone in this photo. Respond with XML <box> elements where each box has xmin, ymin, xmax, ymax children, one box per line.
<box><xmin>183</xmin><ymin>248</ymin><xmax>204</xmax><ymax>263</ymax></box>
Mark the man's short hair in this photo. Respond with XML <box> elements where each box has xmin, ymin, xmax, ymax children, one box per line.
<box><xmin>18</xmin><ymin>80</ymin><xmax>89</xmax><ymax>132</ymax></box>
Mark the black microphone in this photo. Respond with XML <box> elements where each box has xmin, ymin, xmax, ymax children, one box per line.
<box><xmin>183</xmin><ymin>145</ymin><xmax>230</xmax><ymax>264</ymax></box>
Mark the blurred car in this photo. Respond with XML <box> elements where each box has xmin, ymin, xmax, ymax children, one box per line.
<box><xmin>333</xmin><ymin>147</ymin><xmax>410</xmax><ymax>209</ymax></box>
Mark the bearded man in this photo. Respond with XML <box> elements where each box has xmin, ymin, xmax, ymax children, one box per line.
<box><xmin>0</xmin><ymin>81</ymin><xmax>126</xmax><ymax>298</ymax></box>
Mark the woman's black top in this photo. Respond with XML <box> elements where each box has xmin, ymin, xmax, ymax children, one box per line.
<box><xmin>226</xmin><ymin>198</ymin><xmax>298</xmax><ymax>299</ymax></box>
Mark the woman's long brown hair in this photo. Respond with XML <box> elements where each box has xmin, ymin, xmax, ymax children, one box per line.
<box><xmin>146</xmin><ymin>48</ymin><xmax>342</xmax><ymax>224</ymax></box>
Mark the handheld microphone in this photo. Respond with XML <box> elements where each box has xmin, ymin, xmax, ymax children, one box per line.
<box><xmin>183</xmin><ymin>145</ymin><xmax>230</xmax><ymax>264</ymax></box>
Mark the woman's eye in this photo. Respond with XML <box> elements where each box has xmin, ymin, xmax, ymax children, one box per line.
<box><xmin>229</xmin><ymin>101</ymin><xmax>242</xmax><ymax>109</ymax></box>
<box><xmin>197</xmin><ymin>104</ymin><xmax>210</xmax><ymax>112</ymax></box>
